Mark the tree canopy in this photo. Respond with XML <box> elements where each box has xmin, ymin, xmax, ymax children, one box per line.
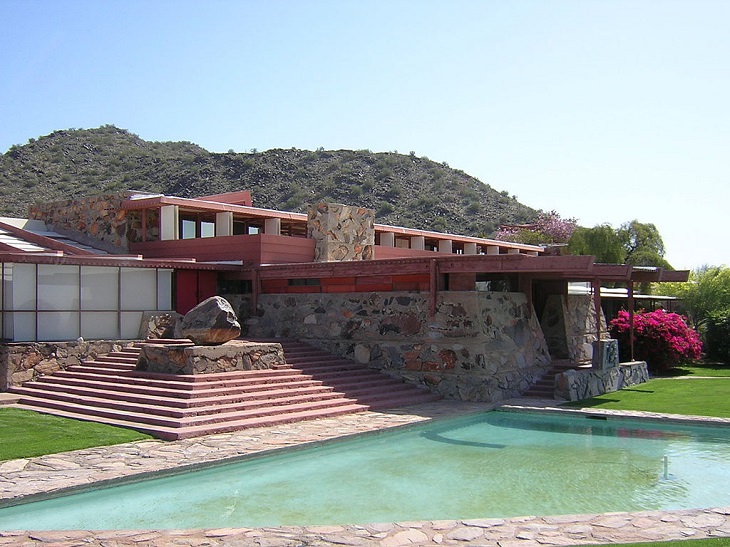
<box><xmin>619</xmin><ymin>220</ymin><xmax>672</xmax><ymax>269</ymax></box>
<box><xmin>567</xmin><ymin>224</ymin><xmax>625</xmax><ymax>263</ymax></box>
<box><xmin>661</xmin><ymin>265</ymin><xmax>730</xmax><ymax>330</ymax></box>
<box><xmin>567</xmin><ymin>219</ymin><xmax>672</xmax><ymax>269</ymax></box>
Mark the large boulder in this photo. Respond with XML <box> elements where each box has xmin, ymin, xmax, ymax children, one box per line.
<box><xmin>180</xmin><ymin>296</ymin><xmax>241</xmax><ymax>345</ymax></box>
<box><xmin>138</xmin><ymin>311</ymin><xmax>183</xmax><ymax>339</ymax></box>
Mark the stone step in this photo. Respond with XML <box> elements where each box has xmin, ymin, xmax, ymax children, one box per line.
<box><xmin>522</xmin><ymin>360</ymin><xmax>583</xmax><ymax>398</ymax></box>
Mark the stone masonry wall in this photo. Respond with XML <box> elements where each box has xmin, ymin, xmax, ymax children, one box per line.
<box><xmin>1</xmin><ymin>340</ymin><xmax>138</xmax><ymax>391</ymax></box>
<box><xmin>555</xmin><ymin>361</ymin><xmax>649</xmax><ymax>401</ymax></box>
<box><xmin>307</xmin><ymin>202</ymin><xmax>374</xmax><ymax>262</ymax></box>
<box><xmin>540</xmin><ymin>294</ymin><xmax>608</xmax><ymax>363</ymax></box>
<box><xmin>28</xmin><ymin>192</ymin><xmax>154</xmax><ymax>251</ymax></box>
<box><xmin>565</xmin><ymin>294</ymin><xmax>608</xmax><ymax>362</ymax></box>
<box><xmin>237</xmin><ymin>291</ymin><xmax>551</xmax><ymax>402</ymax></box>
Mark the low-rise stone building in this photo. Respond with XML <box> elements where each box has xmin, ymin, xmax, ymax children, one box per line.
<box><xmin>1</xmin><ymin>190</ymin><xmax>688</xmax><ymax>401</ymax></box>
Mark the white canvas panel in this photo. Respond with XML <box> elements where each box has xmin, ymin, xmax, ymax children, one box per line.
<box><xmin>11</xmin><ymin>263</ymin><xmax>37</xmax><ymax>310</ymax></box>
<box><xmin>157</xmin><ymin>269</ymin><xmax>173</xmax><ymax>310</ymax></box>
<box><xmin>37</xmin><ymin>311</ymin><xmax>79</xmax><ymax>341</ymax></box>
<box><xmin>120</xmin><ymin>311</ymin><xmax>143</xmax><ymax>339</ymax></box>
<box><xmin>120</xmin><ymin>268</ymin><xmax>156</xmax><ymax>310</ymax></box>
<box><xmin>81</xmin><ymin>266</ymin><xmax>119</xmax><ymax>310</ymax></box>
<box><xmin>38</xmin><ymin>265</ymin><xmax>79</xmax><ymax>310</ymax></box>
<box><xmin>4</xmin><ymin>312</ymin><xmax>35</xmax><ymax>340</ymax></box>
<box><xmin>81</xmin><ymin>312</ymin><xmax>119</xmax><ymax>339</ymax></box>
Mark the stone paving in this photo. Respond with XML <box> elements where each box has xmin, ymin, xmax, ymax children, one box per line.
<box><xmin>1</xmin><ymin>399</ymin><xmax>729</xmax><ymax>546</ymax></box>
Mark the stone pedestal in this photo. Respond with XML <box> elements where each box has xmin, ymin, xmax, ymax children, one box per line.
<box><xmin>307</xmin><ymin>202</ymin><xmax>374</xmax><ymax>262</ymax></box>
<box><xmin>592</xmin><ymin>338</ymin><xmax>619</xmax><ymax>370</ymax></box>
<box><xmin>135</xmin><ymin>340</ymin><xmax>286</xmax><ymax>375</ymax></box>
<box><xmin>555</xmin><ymin>361</ymin><xmax>649</xmax><ymax>401</ymax></box>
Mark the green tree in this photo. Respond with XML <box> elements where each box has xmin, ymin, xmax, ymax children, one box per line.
<box><xmin>567</xmin><ymin>224</ymin><xmax>625</xmax><ymax>263</ymax></box>
<box><xmin>661</xmin><ymin>265</ymin><xmax>730</xmax><ymax>331</ymax></box>
<box><xmin>619</xmin><ymin>220</ymin><xmax>671</xmax><ymax>268</ymax></box>
<box><xmin>567</xmin><ymin>220</ymin><xmax>672</xmax><ymax>269</ymax></box>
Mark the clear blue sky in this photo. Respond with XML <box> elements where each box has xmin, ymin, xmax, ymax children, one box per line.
<box><xmin>2</xmin><ymin>0</ymin><xmax>728</xmax><ymax>270</ymax></box>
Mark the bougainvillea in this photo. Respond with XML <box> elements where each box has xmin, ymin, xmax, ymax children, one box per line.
<box><xmin>609</xmin><ymin>309</ymin><xmax>702</xmax><ymax>372</ymax></box>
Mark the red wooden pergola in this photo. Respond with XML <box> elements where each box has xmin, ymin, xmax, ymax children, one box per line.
<box><xmin>227</xmin><ymin>253</ymin><xmax>688</xmax><ymax>362</ymax></box>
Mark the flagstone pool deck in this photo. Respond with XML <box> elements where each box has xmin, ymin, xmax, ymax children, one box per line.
<box><xmin>1</xmin><ymin>399</ymin><xmax>729</xmax><ymax>546</ymax></box>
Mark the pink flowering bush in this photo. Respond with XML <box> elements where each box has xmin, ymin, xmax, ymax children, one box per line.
<box><xmin>609</xmin><ymin>309</ymin><xmax>702</xmax><ymax>373</ymax></box>
<box><xmin>495</xmin><ymin>211</ymin><xmax>577</xmax><ymax>244</ymax></box>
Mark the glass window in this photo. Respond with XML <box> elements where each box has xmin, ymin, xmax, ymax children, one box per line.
<box><xmin>201</xmin><ymin>221</ymin><xmax>215</xmax><ymax>238</ymax></box>
<box><xmin>181</xmin><ymin>219</ymin><xmax>196</xmax><ymax>239</ymax></box>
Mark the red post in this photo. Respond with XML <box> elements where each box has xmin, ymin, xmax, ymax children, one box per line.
<box><xmin>429</xmin><ymin>259</ymin><xmax>438</xmax><ymax>318</ymax></box>
<box><xmin>628</xmin><ymin>280</ymin><xmax>635</xmax><ymax>361</ymax></box>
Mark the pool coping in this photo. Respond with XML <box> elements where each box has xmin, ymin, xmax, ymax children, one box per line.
<box><xmin>1</xmin><ymin>398</ymin><xmax>729</xmax><ymax>546</ymax></box>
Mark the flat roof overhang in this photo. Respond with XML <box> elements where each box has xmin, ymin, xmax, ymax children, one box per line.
<box><xmin>231</xmin><ymin>254</ymin><xmax>689</xmax><ymax>284</ymax></box>
<box><xmin>121</xmin><ymin>196</ymin><xmax>543</xmax><ymax>254</ymax></box>
<box><xmin>0</xmin><ymin>251</ymin><xmax>240</xmax><ymax>271</ymax></box>
<box><xmin>121</xmin><ymin>195</ymin><xmax>308</xmax><ymax>222</ymax></box>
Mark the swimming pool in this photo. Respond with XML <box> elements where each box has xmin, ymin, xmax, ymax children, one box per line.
<box><xmin>1</xmin><ymin>411</ymin><xmax>728</xmax><ymax>530</ymax></box>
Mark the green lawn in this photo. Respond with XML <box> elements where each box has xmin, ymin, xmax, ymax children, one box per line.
<box><xmin>0</xmin><ymin>408</ymin><xmax>153</xmax><ymax>461</ymax></box>
<box><xmin>562</xmin><ymin>376</ymin><xmax>730</xmax><ymax>418</ymax></box>
<box><xmin>664</xmin><ymin>361</ymin><xmax>730</xmax><ymax>378</ymax></box>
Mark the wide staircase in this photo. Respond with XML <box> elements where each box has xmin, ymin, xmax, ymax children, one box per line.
<box><xmin>9</xmin><ymin>339</ymin><xmax>440</xmax><ymax>440</ymax></box>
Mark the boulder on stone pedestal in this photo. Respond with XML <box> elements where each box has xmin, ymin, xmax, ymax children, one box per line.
<box><xmin>180</xmin><ymin>296</ymin><xmax>241</xmax><ymax>345</ymax></box>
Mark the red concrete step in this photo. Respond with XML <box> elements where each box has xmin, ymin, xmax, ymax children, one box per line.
<box><xmin>12</xmin><ymin>338</ymin><xmax>440</xmax><ymax>440</ymax></box>
<box><xmin>55</xmin><ymin>367</ymin><xmax>311</xmax><ymax>390</ymax></box>
<box><xmin>13</xmin><ymin>381</ymin><xmax>334</xmax><ymax>411</ymax></box>
<box><xmin>17</xmin><ymin>401</ymin><xmax>371</xmax><ymax>441</ymax></box>
<box><xmin>13</xmin><ymin>392</ymin><xmax>367</xmax><ymax>431</ymax></box>
<box><xmin>34</xmin><ymin>374</ymin><xmax>328</xmax><ymax>399</ymax></box>
<box><xmin>11</xmin><ymin>384</ymin><xmax>347</xmax><ymax>419</ymax></box>
<box><xmin>170</xmin><ymin>403</ymin><xmax>370</xmax><ymax>440</ymax></box>
<box><xmin>92</xmin><ymin>354</ymin><xmax>139</xmax><ymax>365</ymax></box>
<box><xmin>78</xmin><ymin>360</ymin><xmax>137</xmax><ymax>371</ymax></box>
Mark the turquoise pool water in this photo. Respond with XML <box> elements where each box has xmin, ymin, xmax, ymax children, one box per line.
<box><xmin>1</xmin><ymin>411</ymin><xmax>728</xmax><ymax>530</ymax></box>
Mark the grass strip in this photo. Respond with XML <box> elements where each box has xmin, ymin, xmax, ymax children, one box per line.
<box><xmin>562</xmin><ymin>377</ymin><xmax>730</xmax><ymax>418</ymax></box>
<box><xmin>0</xmin><ymin>408</ymin><xmax>153</xmax><ymax>461</ymax></box>
<box><xmin>663</xmin><ymin>362</ymin><xmax>730</xmax><ymax>378</ymax></box>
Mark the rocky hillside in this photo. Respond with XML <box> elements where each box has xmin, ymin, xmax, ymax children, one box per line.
<box><xmin>0</xmin><ymin>125</ymin><xmax>537</xmax><ymax>236</ymax></box>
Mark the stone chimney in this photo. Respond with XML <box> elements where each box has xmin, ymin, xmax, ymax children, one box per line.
<box><xmin>307</xmin><ymin>202</ymin><xmax>375</xmax><ymax>262</ymax></box>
